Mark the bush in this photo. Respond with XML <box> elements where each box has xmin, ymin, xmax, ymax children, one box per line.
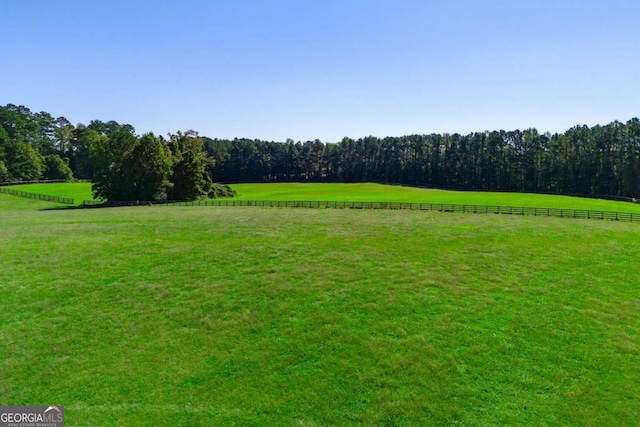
<box><xmin>209</xmin><ymin>184</ymin><xmax>237</xmax><ymax>198</ymax></box>
<box><xmin>43</xmin><ymin>155</ymin><xmax>74</xmax><ymax>180</ymax></box>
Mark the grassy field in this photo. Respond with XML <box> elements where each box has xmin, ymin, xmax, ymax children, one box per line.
<box><xmin>7</xmin><ymin>181</ymin><xmax>640</xmax><ymax>213</ymax></box>
<box><xmin>5</xmin><ymin>182</ymin><xmax>95</xmax><ymax>205</ymax></box>
<box><xmin>1</xmin><ymin>192</ymin><xmax>640</xmax><ymax>426</ymax></box>
<box><xmin>231</xmin><ymin>182</ymin><xmax>640</xmax><ymax>213</ymax></box>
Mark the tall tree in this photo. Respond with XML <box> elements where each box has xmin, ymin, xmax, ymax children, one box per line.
<box><xmin>90</xmin><ymin>130</ymin><xmax>134</xmax><ymax>200</ymax></box>
<box><xmin>91</xmin><ymin>131</ymin><xmax>172</xmax><ymax>201</ymax></box>
<box><xmin>8</xmin><ymin>141</ymin><xmax>44</xmax><ymax>180</ymax></box>
<box><xmin>54</xmin><ymin>117</ymin><xmax>74</xmax><ymax>155</ymax></box>
<box><xmin>167</xmin><ymin>131</ymin><xmax>212</xmax><ymax>200</ymax></box>
<box><xmin>125</xmin><ymin>133</ymin><xmax>173</xmax><ymax>201</ymax></box>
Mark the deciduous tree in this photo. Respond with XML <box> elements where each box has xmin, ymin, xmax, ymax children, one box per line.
<box><xmin>91</xmin><ymin>131</ymin><xmax>172</xmax><ymax>201</ymax></box>
<box><xmin>167</xmin><ymin>131</ymin><xmax>212</xmax><ymax>200</ymax></box>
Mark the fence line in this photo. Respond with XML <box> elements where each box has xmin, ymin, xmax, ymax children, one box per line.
<box><xmin>0</xmin><ymin>179</ymin><xmax>90</xmax><ymax>187</ymax></box>
<box><xmin>79</xmin><ymin>199</ymin><xmax>640</xmax><ymax>223</ymax></box>
<box><xmin>0</xmin><ymin>187</ymin><xmax>74</xmax><ymax>204</ymax></box>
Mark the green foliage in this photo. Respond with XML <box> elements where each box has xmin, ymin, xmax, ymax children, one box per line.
<box><xmin>4</xmin><ymin>102</ymin><xmax>640</xmax><ymax>200</ymax></box>
<box><xmin>0</xmin><ymin>104</ymin><xmax>142</xmax><ymax>181</ymax></box>
<box><xmin>0</xmin><ymin>105</ymin><xmax>47</xmax><ymax>180</ymax></box>
<box><xmin>1</xmin><ymin>199</ymin><xmax>640</xmax><ymax>425</ymax></box>
<box><xmin>210</xmin><ymin>183</ymin><xmax>237</xmax><ymax>198</ymax></box>
<box><xmin>167</xmin><ymin>131</ymin><xmax>212</xmax><ymax>200</ymax></box>
<box><xmin>8</xmin><ymin>141</ymin><xmax>44</xmax><ymax>180</ymax></box>
<box><xmin>70</xmin><ymin>126</ymin><xmax>103</xmax><ymax>179</ymax></box>
<box><xmin>89</xmin><ymin>128</ymin><xmax>232</xmax><ymax>202</ymax></box>
<box><xmin>88</xmin><ymin>119</ymin><xmax>135</xmax><ymax>136</ymax></box>
<box><xmin>43</xmin><ymin>155</ymin><xmax>73</xmax><ymax>180</ymax></box>
<box><xmin>206</xmin><ymin>118</ymin><xmax>640</xmax><ymax>198</ymax></box>
<box><xmin>0</xmin><ymin>123</ymin><xmax>8</xmax><ymax>162</ymax></box>
<box><xmin>54</xmin><ymin>116</ymin><xmax>74</xmax><ymax>154</ymax></box>
<box><xmin>0</xmin><ymin>104</ymin><xmax>37</xmax><ymax>142</ymax></box>
<box><xmin>126</xmin><ymin>133</ymin><xmax>173</xmax><ymax>201</ymax></box>
<box><xmin>89</xmin><ymin>130</ymin><xmax>132</xmax><ymax>200</ymax></box>
<box><xmin>0</xmin><ymin>160</ymin><xmax>9</xmax><ymax>182</ymax></box>
<box><xmin>91</xmin><ymin>131</ymin><xmax>172</xmax><ymax>201</ymax></box>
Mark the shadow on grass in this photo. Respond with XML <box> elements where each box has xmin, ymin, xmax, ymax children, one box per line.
<box><xmin>41</xmin><ymin>202</ymin><xmax>149</xmax><ymax>211</ymax></box>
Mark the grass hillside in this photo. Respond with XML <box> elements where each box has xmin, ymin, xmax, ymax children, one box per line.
<box><xmin>1</xmin><ymin>193</ymin><xmax>639</xmax><ymax>425</ymax></box>
<box><xmin>4</xmin><ymin>182</ymin><xmax>94</xmax><ymax>204</ymax></box>
<box><xmin>232</xmin><ymin>183</ymin><xmax>640</xmax><ymax>213</ymax></box>
<box><xmin>7</xmin><ymin>181</ymin><xmax>640</xmax><ymax>213</ymax></box>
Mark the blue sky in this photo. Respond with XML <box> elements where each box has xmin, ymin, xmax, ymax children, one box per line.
<box><xmin>1</xmin><ymin>0</ymin><xmax>639</xmax><ymax>141</ymax></box>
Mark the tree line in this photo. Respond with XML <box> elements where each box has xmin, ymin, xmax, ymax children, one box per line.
<box><xmin>2</xmin><ymin>103</ymin><xmax>639</xmax><ymax>199</ymax></box>
<box><xmin>205</xmin><ymin>119</ymin><xmax>640</xmax><ymax>198</ymax></box>
<box><xmin>0</xmin><ymin>104</ymin><xmax>233</xmax><ymax>201</ymax></box>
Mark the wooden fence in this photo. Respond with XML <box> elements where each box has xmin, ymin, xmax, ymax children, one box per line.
<box><xmin>80</xmin><ymin>199</ymin><xmax>640</xmax><ymax>223</ymax></box>
<box><xmin>0</xmin><ymin>187</ymin><xmax>74</xmax><ymax>204</ymax></box>
<box><xmin>2</xmin><ymin>179</ymin><xmax>637</xmax><ymax>222</ymax></box>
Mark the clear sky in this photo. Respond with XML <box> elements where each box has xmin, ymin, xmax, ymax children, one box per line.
<box><xmin>1</xmin><ymin>0</ymin><xmax>639</xmax><ymax>142</ymax></box>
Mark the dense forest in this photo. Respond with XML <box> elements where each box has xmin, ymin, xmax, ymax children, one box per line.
<box><xmin>205</xmin><ymin>120</ymin><xmax>640</xmax><ymax>199</ymax></box>
<box><xmin>1</xmin><ymin>103</ymin><xmax>639</xmax><ymax>199</ymax></box>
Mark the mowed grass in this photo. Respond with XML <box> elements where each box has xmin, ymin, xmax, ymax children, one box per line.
<box><xmin>5</xmin><ymin>182</ymin><xmax>95</xmax><ymax>204</ymax></box>
<box><xmin>1</xmin><ymin>193</ymin><xmax>640</xmax><ymax>425</ymax></box>
<box><xmin>8</xmin><ymin>181</ymin><xmax>640</xmax><ymax>213</ymax></box>
<box><xmin>231</xmin><ymin>182</ymin><xmax>640</xmax><ymax>213</ymax></box>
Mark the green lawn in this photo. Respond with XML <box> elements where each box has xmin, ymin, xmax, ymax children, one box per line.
<box><xmin>4</xmin><ymin>182</ymin><xmax>95</xmax><ymax>204</ymax></box>
<box><xmin>7</xmin><ymin>181</ymin><xmax>640</xmax><ymax>213</ymax></box>
<box><xmin>1</xmin><ymin>193</ymin><xmax>639</xmax><ymax>425</ymax></box>
<box><xmin>231</xmin><ymin>182</ymin><xmax>640</xmax><ymax>213</ymax></box>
